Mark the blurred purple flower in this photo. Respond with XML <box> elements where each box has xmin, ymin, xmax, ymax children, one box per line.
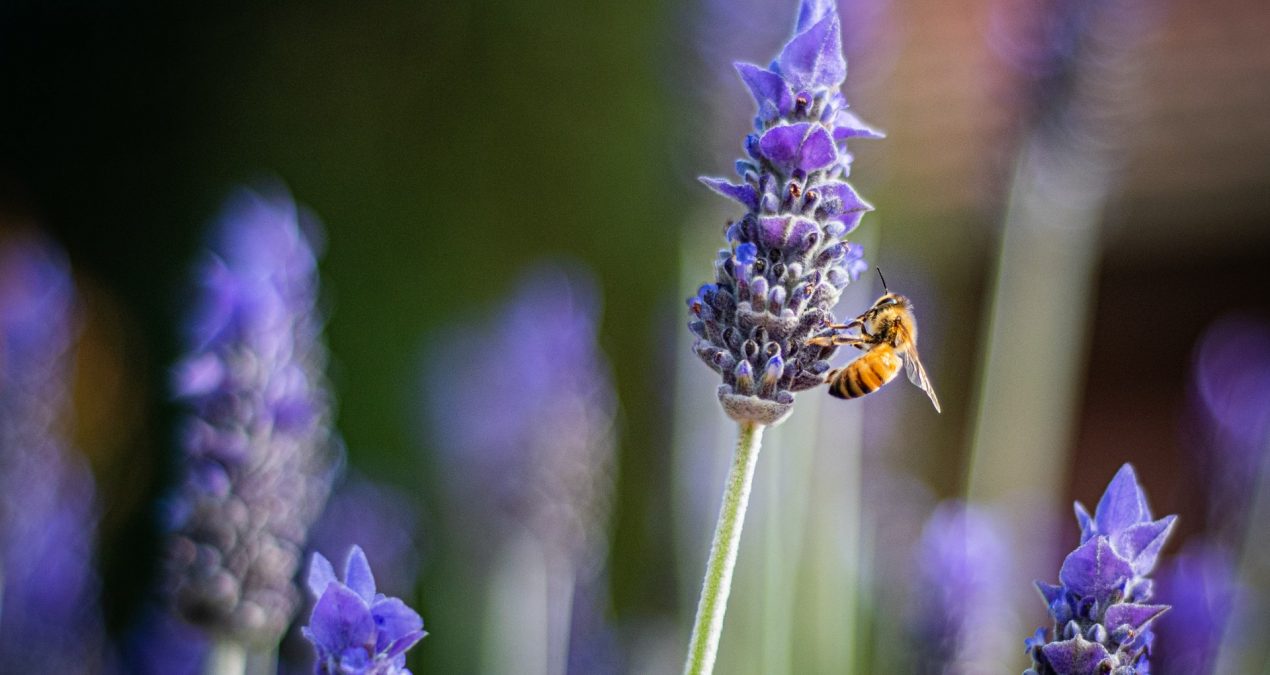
<box><xmin>911</xmin><ymin>501</ymin><xmax>1009</xmax><ymax>674</ymax></box>
<box><xmin>163</xmin><ymin>186</ymin><xmax>338</xmax><ymax>646</ymax></box>
<box><xmin>425</xmin><ymin>262</ymin><xmax>616</xmax><ymax>570</ymax></box>
<box><xmin>302</xmin><ymin>546</ymin><xmax>425</xmax><ymax>675</ymax></box>
<box><xmin>424</xmin><ymin>261</ymin><xmax>619</xmax><ymax>671</ymax></box>
<box><xmin>0</xmin><ymin>234</ymin><xmax>105</xmax><ymax>671</ymax></box>
<box><xmin>1192</xmin><ymin>314</ymin><xmax>1270</xmax><ymax>451</ymax></box>
<box><xmin>1187</xmin><ymin>314</ymin><xmax>1270</xmax><ymax>540</ymax></box>
<box><xmin>688</xmin><ymin>0</ymin><xmax>881</xmax><ymax>425</ymax></box>
<box><xmin>1025</xmin><ymin>464</ymin><xmax>1176</xmax><ymax>675</ymax></box>
<box><xmin>1152</xmin><ymin>541</ymin><xmax>1240</xmax><ymax>675</ymax></box>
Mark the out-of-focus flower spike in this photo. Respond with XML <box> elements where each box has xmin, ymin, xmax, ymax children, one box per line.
<box><xmin>163</xmin><ymin>185</ymin><xmax>339</xmax><ymax>648</ymax></box>
<box><xmin>0</xmin><ymin>233</ymin><xmax>106</xmax><ymax>671</ymax></box>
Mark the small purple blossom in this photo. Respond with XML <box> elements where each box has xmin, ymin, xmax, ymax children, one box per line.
<box><xmin>163</xmin><ymin>186</ymin><xmax>338</xmax><ymax>645</ymax></box>
<box><xmin>0</xmin><ymin>234</ymin><xmax>105</xmax><ymax>671</ymax></box>
<box><xmin>303</xmin><ymin>546</ymin><xmax>426</xmax><ymax>675</ymax></box>
<box><xmin>1025</xmin><ymin>464</ymin><xmax>1176</xmax><ymax>675</ymax></box>
<box><xmin>688</xmin><ymin>0</ymin><xmax>881</xmax><ymax>425</ymax></box>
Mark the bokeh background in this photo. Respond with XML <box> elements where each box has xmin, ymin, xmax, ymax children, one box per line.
<box><xmin>2</xmin><ymin>0</ymin><xmax>1269</xmax><ymax>672</ymax></box>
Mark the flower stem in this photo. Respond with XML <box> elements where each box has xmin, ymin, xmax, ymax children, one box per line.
<box><xmin>684</xmin><ymin>421</ymin><xmax>765</xmax><ymax>675</ymax></box>
<box><xmin>204</xmin><ymin>638</ymin><xmax>247</xmax><ymax>675</ymax></box>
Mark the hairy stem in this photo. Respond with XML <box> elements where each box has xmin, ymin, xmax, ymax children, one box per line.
<box><xmin>684</xmin><ymin>421</ymin><xmax>765</xmax><ymax>675</ymax></box>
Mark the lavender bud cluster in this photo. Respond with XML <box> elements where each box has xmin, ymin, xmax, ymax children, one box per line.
<box><xmin>1025</xmin><ymin>464</ymin><xmax>1176</xmax><ymax>675</ymax></box>
<box><xmin>688</xmin><ymin>0</ymin><xmax>879</xmax><ymax>425</ymax></box>
<box><xmin>163</xmin><ymin>187</ymin><xmax>338</xmax><ymax>646</ymax></box>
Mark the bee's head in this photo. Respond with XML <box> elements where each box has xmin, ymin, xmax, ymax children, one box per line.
<box><xmin>872</xmin><ymin>292</ymin><xmax>908</xmax><ymax>309</ymax></box>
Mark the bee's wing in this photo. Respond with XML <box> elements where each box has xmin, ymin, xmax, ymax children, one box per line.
<box><xmin>903</xmin><ymin>347</ymin><xmax>941</xmax><ymax>413</ymax></box>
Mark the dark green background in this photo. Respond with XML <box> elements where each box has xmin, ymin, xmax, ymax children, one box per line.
<box><xmin>1</xmin><ymin>1</ymin><xmax>686</xmax><ymax>669</ymax></box>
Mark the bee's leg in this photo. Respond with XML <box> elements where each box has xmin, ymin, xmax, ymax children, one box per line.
<box><xmin>807</xmin><ymin>333</ymin><xmax>868</xmax><ymax>348</ymax></box>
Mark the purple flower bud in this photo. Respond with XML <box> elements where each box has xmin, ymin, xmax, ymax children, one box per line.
<box><xmin>1025</xmin><ymin>464</ymin><xmax>1175</xmax><ymax>674</ymax></box>
<box><xmin>302</xmin><ymin>546</ymin><xmax>425</xmax><ymax>674</ymax></box>
<box><xmin>689</xmin><ymin>0</ymin><xmax>879</xmax><ymax>425</ymax></box>
<box><xmin>163</xmin><ymin>187</ymin><xmax>338</xmax><ymax>646</ymax></box>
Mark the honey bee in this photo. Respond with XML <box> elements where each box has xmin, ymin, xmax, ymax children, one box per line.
<box><xmin>808</xmin><ymin>270</ymin><xmax>941</xmax><ymax>412</ymax></box>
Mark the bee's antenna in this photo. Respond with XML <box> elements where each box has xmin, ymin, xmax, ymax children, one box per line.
<box><xmin>876</xmin><ymin>267</ymin><xmax>889</xmax><ymax>292</ymax></box>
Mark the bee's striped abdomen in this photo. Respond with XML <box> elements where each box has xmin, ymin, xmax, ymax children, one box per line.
<box><xmin>827</xmin><ymin>346</ymin><xmax>902</xmax><ymax>400</ymax></box>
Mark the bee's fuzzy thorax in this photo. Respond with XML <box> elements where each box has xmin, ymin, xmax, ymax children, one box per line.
<box><xmin>687</xmin><ymin>0</ymin><xmax>880</xmax><ymax>425</ymax></box>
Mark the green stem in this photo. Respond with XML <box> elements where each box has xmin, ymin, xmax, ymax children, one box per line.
<box><xmin>204</xmin><ymin>638</ymin><xmax>247</xmax><ymax>675</ymax></box>
<box><xmin>684</xmin><ymin>421</ymin><xmax>765</xmax><ymax>675</ymax></box>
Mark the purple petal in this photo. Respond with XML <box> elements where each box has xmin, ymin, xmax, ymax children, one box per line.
<box><xmin>759</xmin><ymin>123</ymin><xmax>811</xmax><ymax>166</ymax></box>
<box><xmin>1041</xmin><ymin>636</ymin><xmax>1111</xmax><ymax>674</ymax></box>
<box><xmin>787</xmin><ymin>218</ymin><xmax>819</xmax><ymax>251</ymax></box>
<box><xmin>795</xmin><ymin>0</ymin><xmax>837</xmax><ymax>31</ymax></box>
<box><xmin>734</xmin><ymin>62</ymin><xmax>793</xmax><ymax>118</ymax></box>
<box><xmin>1113</xmin><ymin>515</ymin><xmax>1177</xmax><ymax>576</ymax></box>
<box><xmin>815</xmin><ymin>181</ymin><xmax>870</xmax><ymax>215</ymax></box>
<box><xmin>344</xmin><ymin>545</ymin><xmax>377</xmax><ymax>603</ymax></box>
<box><xmin>832</xmin><ymin>110</ymin><xmax>885</xmax><ymax>140</ymax></box>
<box><xmin>1074</xmin><ymin>502</ymin><xmax>1095</xmax><ymax>543</ymax></box>
<box><xmin>699</xmin><ymin>177</ymin><xmax>759</xmax><ymax>211</ymax></box>
<box><xmin>386</xmin><ymin>629</ymin><xmax>428</xmax><ymax>659</ymax></box>
<box><xmin>797</xmin><ymin>126</ymin><xmax>837</xmax><ymax>172</ymax></box>
<box><xmin>835</xmin><ymin>210</ymin><xmax>866</xmax><ymax>236</ymax></box>
<box><xmin>307</xmin><ymin>583</ymin><xmax>374</xmax><ymax>654</ymax></box>
<box><xmin>338</xmin><ymin>646</ymin><xmax>371</xmax><ymax>672</ymax></box>
<box><xmin>308</xmin><ymin>551</ymin><xmax>338</xmax><ymax>599</ymax></box>
<box><xmin>1103</xmin><ymin>603</ymin><xmax>1169</xmax><ymax>631</ymax></box>
<box><xmin>173</xmin><ymin>353</ymin><xmax>225</xmax><ymax>398</ymax></box>
<box><xmin>370</xmin><ymin>596</ymin><xmax>424</xmax><ymax>653</ymax></box>
<box><xmin>1059</xmin><ymin>537</ymin><xmax>1133</xmax><ymax>604</ymax></box>
<box><xmin>1094</xmin><ymin>464</ymin><xmax>1150</xmax><ymax>537</ymax></box>
<box><xmin>1025</xmin><ymin>627</ymin><xmax>1047</xmax><ymax>652</ymax></box>
<box><xmin>757</xmin><ymin>216</ymin><xmax>791</xmax><ymax>248</ymax></box>
<box><xmin>1035</xmin><ymin>581</ymin><xmax>1064</xmax><ymax>607</ymax></box>
<box><xmin>778</xmin><ymin>13</ymin><xmax>845</xmax><ymax>91</ymax></box>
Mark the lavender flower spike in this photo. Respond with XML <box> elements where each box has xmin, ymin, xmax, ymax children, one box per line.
<box><xmin>689</xmin><ymin>0</ymin><xmax>879</xmax><ymax>425</ymax></box>
<box><xmin>1025</xmin><ymin>464</ymin><xmax>1176</xmax><ymax>675</ymax></box>
<box><xmin>164</xmin><ymin>187</ymin><xmax>338</xmax><ymax>648</ymax></box>
<box><xmin>303</xmin><ymin>546</ymin><xmax>426</xmax><ymax>675</ymax></box>
<box><xmin>0</xmin><ymin>234</ymin><xmax>104</xmax><ymax>671</ymax></box>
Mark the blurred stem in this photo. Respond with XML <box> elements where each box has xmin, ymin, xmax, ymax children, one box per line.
<box><xmin>246</xmin><ymin>645</ymin><xmax>276</xmax><ymax>675</ymax></box>
<box><xmin>204</xmin><ymin>638</ymin><xmax>247</xmax><ymax>675</ymax></box>
<box><xmin>684</xmin><ymin>421</ymin><xmax>765</xmax><ymax>675</ymax></box>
